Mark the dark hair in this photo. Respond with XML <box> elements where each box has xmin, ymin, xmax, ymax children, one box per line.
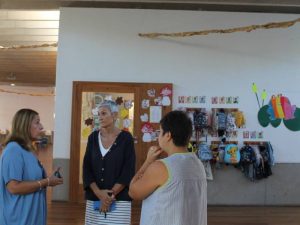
<box><xmin>160</xmin><ymin>110</ymin><xmax>192</xmax><ymax>147</ymax></box>
<box><xmin>5</xmin><ymin>108</ymin><xmax>39</xmax><ymax>151</ymax></box>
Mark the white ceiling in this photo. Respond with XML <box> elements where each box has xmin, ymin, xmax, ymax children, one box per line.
<box><xmin>0</xmin><ymin>10</ymin><xmax>59</xmax><ymax>86</ymax></box>
<box><xmin>0</xmin><ymin>0</ymin><xmax>299</xmax><ymax>86</ymax></box>
<box><xmin>0</xmin><ymin>10</ymin><xmax>59</xmax><ymax>48</ymax></box>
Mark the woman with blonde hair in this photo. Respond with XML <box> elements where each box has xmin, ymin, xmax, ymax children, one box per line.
<box><xmin>0</xmin><ymin>108</ymin><xmax>63</xmax><ymax>225</ymax></box>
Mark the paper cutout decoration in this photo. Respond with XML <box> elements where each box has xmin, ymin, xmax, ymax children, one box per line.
<box><xmin>93</xmin><ymin>117</ymin><xmax>100</xmax><ymax>129</ymax></box>
<box><xmin>150</xmin><ymin>130</ymin><xmax>160</xmax><ymax>141</ymax></box>
<box><xmin>282</xmin><ymin>108</ymin><xmax>300</xmax><ymax>131</ymax></box>
<box><xmin>178</xmin><ymin>96</ymin><xmax>206</xmax><ymax>104</ymax></box>
<box><xmin>149</xmin><ymin>106</ymin><xmax>162</xmax><ymax>123</ymax></box>
<box><xmin>162</xmin><ymin>96</ymin><xmax>171</xmax><ymax>106</ymax></box>
<box><xmin>277</xmin><ymin>95</ymin><xmax>294</xmax><ymax>120</ymax></box>
<box><xmin>252</xmin><ymin>82</ymin><xmax>258</xmax><ymax>93</ymax></box>
<box><xmin>141</xmin><ymin>122</ymin><xmax>154</xmax><ymax>133</ymax></box>
<box><xmin>261</xmin><ymin>89</ymin><xmax>267</xmax><ymax>106</ymax></box>
<box><xmin>150</xmin><ymin>131</ymin><xmax>160</xmax><ymax>141</ymax></box>
<box><xmin>232</xmin><ymin>130</ymin><xmax>238</xmax><ymax>138</ymax></box>
<box><xmin>252</xmin><ymin>83</ymin><xmax>261</xmax><ymax>108</ymax></box>
<box><xmin>104</xmin><ymin>95</ymin><xmax>113</xmax><ymax>101</ymax></box>
<box><xmin>123</xmin><ymin>119</ymin><xmax>131</xmax><ymax>129</ymax></box>
<box><xmin>92</xmin><ymin>107</ymin><xmax>99</xmax><ymax>116</ymax></box>
<box><xmin>124</xmin><ymin>100</ymin><xmax>133</xmax><ymax>109</ymax></box>
<box><xmin>160</xmin><ymin>86</ymin><xmax>172</xmax><ymax>106</ymax></box>
<box><xmin>85</xmin><ymin>117</ymin><xmax>93</xmax><ymax>126</ymax></box>
<box><xmin>160</xmin><ymin>86</ymin><xmax>172</xmax><ymax>96</ymax></box>
<box><xmin>192</xmin><ymin>96</ymin><xmax>198</xmax><ymax>103</ymax></box>
<box><xmin>250</xmin><ymin>131</ymin><xmax>257</xmax><ymax>139</ymax></box>
<box><xmin>233</xmin><ymin>97</ymin><xmax>239</xmax><ymax>104</ymax></box>
<box><xmin>178</xmin><ymin>96</ymin><xmax>184</xmax><ymax>103</ymax></box>
<box><xmin>199</xmin><ymin>96</ymin><xmax>206</xmax><ymax>104</ymax></box>
<box><xmin>82</xmin><ymin>127</ymin><xmax>92</xmax><ymax>139</ymax></box>
<box><xmin>219</xmin><ymin>96</ymin><xmax>225</xmax><ymax>104</ymax></box>
<box><xmin>147</xmin><ymin>89</ymin><xmax>156</xmax><ymax>97</ymax></box>
<box><xmin>142</xmin><ymin>99</ymin><xmax>150</xmax><ymax>109</ymax></box>
<box><xmin>123</xmin><ymin>119</ymin><xmax>131</xmax><ymax>128</ymax></box>
<box><xmin>243</xmin><ymin>131</ymin><xmax>249</xmax><ymax>139</ymax></box>
<box><xmin>151</xmin><ymin>132</ymin><xmax>157</xmax><ymax>141</ymax></box>
<box><xmin>141</xmin><ymin>122</ymin><xmax>154</xmax><ymax>142</ymax></box>
<box><xmin>186</xmin><ymin>96</ymin><xmax>192</xmax><ymax>104</ymax></box>
<box><xmin>115</xmin><ymin>97</ymin><xmax>124</xmax><ymax>105</ymax></box>
<box><xmin>120</xmin><ymin>108</ymin><xmax>129</xmax><ymax>119</ymax></box>
<box><xmin>226</xmin><ymin>97</ymin><xmax>232</xmax><ymax>104</ymax></box>
<box><xmin>142</xmin><ymin>133</ymin><xmax>152</xmax><ymax>142</ymax></box>
<box><xmin>140</xmin><ymin>113</ymin><xmax>149</xmax><ymax>122</ymax></box>
<box><xmin>154</xmin><ymin>97</ymin><xmax>162</xmax><ymax>106</ymax></box>
<box><xmin>211</xmin><ymin>97</ymin><xmax>218</xmax><ymax>104</ymax></box>
<box><xmin>257</xmin><ymin>94</ymin><xmax>300</xmax><ymax>131</ymax></box>
<box><xmin>265</xmin><ymin>95</ymin><xmax>296</xmax><ymax>121</ymax></box>
<box><xmin>94</xmin><ymin>94</ymin><xmax>104</xmax><ymax>105</ymax></box>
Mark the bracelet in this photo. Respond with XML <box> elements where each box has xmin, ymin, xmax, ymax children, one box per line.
<box><xmin>46</xmin><ymin>177</ymin><xmax>50</xmax><ymax>186</ymax></box>
<box><xmin>37</xmin><ymin>180</ymin><xmax>42</xmax><ymax>191</ymax></box>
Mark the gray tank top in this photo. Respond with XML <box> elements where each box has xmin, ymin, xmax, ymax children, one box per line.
<box><xmin>140</xmin><ymin>152</ymin><xmax>207</xmax><ymax>225</ymax></box>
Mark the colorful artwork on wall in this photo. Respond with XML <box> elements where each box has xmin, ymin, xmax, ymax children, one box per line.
<box><xmin>177</xmin><ymin>95</ymin><xmax>238</xmax><ymax>104</ymax></box>
<box><xmin>253</xmin><ymin>83</ymin><xmax>300</xmax><ymax>131</ymax></box>
<box><xmin>243</xmin><ymin>130</ymin><xmax>263</xmax><ymax>139</ymax></box>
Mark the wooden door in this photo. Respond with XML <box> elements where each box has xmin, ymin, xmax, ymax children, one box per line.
<box><xmin>69</xmin><ymin>81</ymin><xmax>172</xmax><ymax>202</ymax></box>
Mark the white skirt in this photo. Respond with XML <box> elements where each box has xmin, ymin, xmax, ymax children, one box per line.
<box><xmin>85</xmin><ymin>200</ymin><xmax>131</xmax><ymax>225</ymax></box>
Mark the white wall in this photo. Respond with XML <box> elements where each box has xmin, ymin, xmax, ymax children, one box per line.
<box><xmin>56</xmin><ymin>8</ymin><xmax>300</xmax><ymax>162</ymax></box>
<box><xmin>0</xmin><ymin>85</ymin><xmax>55</xmax><ymax>131</ymax></box>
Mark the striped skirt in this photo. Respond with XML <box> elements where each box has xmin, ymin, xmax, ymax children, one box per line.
<box><xmin>85</xmin><ymin>200</ymin><xmax>131</xmax><ymax>225</ymax></box>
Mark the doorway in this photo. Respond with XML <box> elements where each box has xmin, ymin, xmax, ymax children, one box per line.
<box><xmin>69</xmin><ymin>81</ymin><xmax>172</xmax><ymax>202</ymax></box>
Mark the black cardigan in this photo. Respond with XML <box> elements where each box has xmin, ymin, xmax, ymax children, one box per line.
<box><xmin>82</xmin><ymin>130</ymin><xmax>136</xmax><ymax>201</ymax></box>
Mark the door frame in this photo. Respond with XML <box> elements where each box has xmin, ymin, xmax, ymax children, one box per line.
<box><xmin>69</xmin><ymin>81</ymin><xmax>172</xmax><ymax>202</ymax></box>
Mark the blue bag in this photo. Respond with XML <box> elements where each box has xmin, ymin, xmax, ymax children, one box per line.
<box><xmin>93</xmin><ymin>201</ymin><xmax>116</xmax><ymax>211</ymax></box>
<box><xmin>198</xmin><ymin>142</ymin><xmax>212</xmax><ymax>161</ymax></box>
<box><xmin>224</xmin><ymin>144</ymin><xmax>240</xmax><ymax>164</ymax></box>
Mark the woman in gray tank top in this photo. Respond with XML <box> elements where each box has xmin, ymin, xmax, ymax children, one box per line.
<box><xmin>129</xmin><ymin>110</ymin><xmax>207</xmax><ymax>225</ymax></box>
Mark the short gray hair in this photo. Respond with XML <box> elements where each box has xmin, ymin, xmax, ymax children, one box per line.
<box><xmin>99</xmin><ymin>100</ymin><xmax>119</xmax><ymax>113</ymax></box>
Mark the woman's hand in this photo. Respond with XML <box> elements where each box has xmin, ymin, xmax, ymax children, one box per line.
<box><xmin>95</xmin><ymin>189</ymin><xmax>114</xmax><ymax>213</ymax></box>
<box><xmin>48</xmin><ymin>167</ymin><xmax>64</xmax><ymax>187</ymax></box>
<box><xmin>146</xmin><ymin>146</ymin><xmax>163</xmax><ymax>164</ymax></box>
<box><xmin>100</xmin><ymin>202</ymin><xmax>110</xmax><ymax>214</ymax></box>
<box><xmin>47</xmin><ymin>175</ymin><xmax>63</xmax><ymax>187</ymax></box>
<box><xmin>95</xmin><ymin>189</ymin><xmax>113</xmax><ymax>201</ymax></box>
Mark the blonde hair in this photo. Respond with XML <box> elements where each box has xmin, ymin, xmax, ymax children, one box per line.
<box><xmin>5</xmin><ymin>108</ymin><xmax>38</xmax><ymax>152</ymax></box>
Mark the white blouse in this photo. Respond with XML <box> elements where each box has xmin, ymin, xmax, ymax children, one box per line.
<box><xmin>98</xmin><ymin>133</ymin><xmax>111</xmax><ymax>157</ymax></box>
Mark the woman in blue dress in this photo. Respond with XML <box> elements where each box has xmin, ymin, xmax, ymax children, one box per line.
<box><xmin>0</xmin><ymin>108</ymin><xmax>63</xmax><ymax>225</ymax></box>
